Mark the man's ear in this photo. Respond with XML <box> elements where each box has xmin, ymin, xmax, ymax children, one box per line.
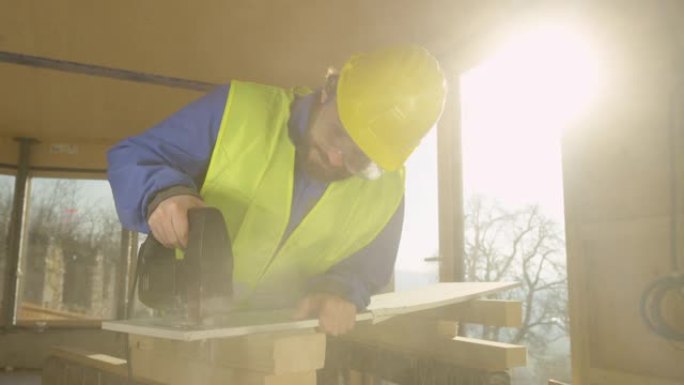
<box><xmin>320</xmin><ymin>88</ymin><xmax>330</xmax><ymax>104</ymax></box>
<box><xmin>320</xmin><ymin>73</ymin><xmax>338</xmax><ymax>104</ymax></box>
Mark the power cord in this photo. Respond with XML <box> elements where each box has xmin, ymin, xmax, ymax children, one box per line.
<box><xmin>639</xmin><ymin>272</ymin><xmax>684</xmax><ymax>341</ymax></box>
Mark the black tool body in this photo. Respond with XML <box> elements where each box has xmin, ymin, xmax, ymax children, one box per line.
<box><xmin>137</xmin><ymin>207</ymin><xmax>233</xmax><ymax>323</ymax></box>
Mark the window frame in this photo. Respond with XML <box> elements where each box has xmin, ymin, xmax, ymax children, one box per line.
<box><xmin>2</xmin><ymin>164</ymin><xmax>133</xmax><ymax>329</ymax></box>
<box><xmin>0</xmin><ymin>165</ymin><xmax>18</xmax><ymax>328</ymax></box>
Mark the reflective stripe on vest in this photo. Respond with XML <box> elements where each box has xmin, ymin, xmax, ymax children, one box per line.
<box><xmin>200</xmin><ymin>81</ymin><xmax>405</xmax><ymax>296</ymax></box>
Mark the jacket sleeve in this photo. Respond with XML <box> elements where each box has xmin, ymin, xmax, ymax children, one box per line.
<box><xmin>307</xmin><ymin>198</ymin><xmax>405</xmax><ymax>309</ymax></box>
<box><xmin>107</xmin><ymin>84</ymin><xmax>230</xmax><ymax>233</ymax></box>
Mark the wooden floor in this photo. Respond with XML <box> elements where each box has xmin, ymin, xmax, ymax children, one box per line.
<box><xmin>0</xmin><ymin>371</ymin><xmax>41</xmax><ymax>385</ymax></box>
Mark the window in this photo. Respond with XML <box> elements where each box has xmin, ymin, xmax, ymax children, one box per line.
<box><xmin>460</xmin><ymin>67</ymin><xmax>570</xmax><ymax>382</ymax></box>
<box><xmin>17</xmin><ymin>177</ymin><xmax>121</xmax><ymax>322</ymax></box>
<box><xmin>0</xmin><ymin>173</ymin><xmax>15</xmax><ymax>315</ymax></box>
<box><xmin>456</xmin><ymin>21</ymin><xmax>601</xmax><ymax>384</ymax></box>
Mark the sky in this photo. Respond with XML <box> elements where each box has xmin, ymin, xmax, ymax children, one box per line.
<box><xmin>394</xmin><ymin>105</ymin><xmax>566</xmax><ymax>284</ymax></box>
<box><xmin>395</xmin><ymin>130</ymin><xmax>440</xmax><ymax>276</ymax></box>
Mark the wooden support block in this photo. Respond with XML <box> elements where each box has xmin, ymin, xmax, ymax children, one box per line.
<box><xmin>449</xmin><ymin>299</ymin><xmax>523</xmax><ymax>327</ymax></box>
<box><xmin>344</xmin><ymin>317</ymin><xmax>527</xmax><ymax>371</ymax></box>
<box><xmin>395</xmin><ymin>299</ymin><xmax>522</xmax><ymax>328</ymax></box>
<box><xmin>134</xmin><ymin>356</ymin><xmax>315</xmax><ymax>385</ymax></box>
<box><xmin>210</xmin><ymin>331</ymin><xmax>326</xmax><ymax>374</ymax></box>
<box><xmin>436</xmin><ymin>320</ymin><xmax>459</xmax><ymax>338</ymax></box>
<box><xmin>131</xmin><ymin>331</ymin><xmax>325</xmax><ymax>374</ymax></box>
<box><xmin>179</xmin><ymin>361</ymin><xmax>316</xmax><ymax>385</ymax></box>
<box><xmin>129</xmin><ymin>332</ymin><xmax>323</xmax><ymax>385</ymax></box>
<box><xmin>449</xmin><ymin>337</ymin><xmax>526</xmax><ymax>371</ymax></box>
<box><xmin>347</xmin><ymin>369</ymin><xmax>364</xmax><ymax>385</ymax></box>
<box><xmin>345</xmin><ymin>370</ymin><xmax>379</xmax><ymax>385</ymax></box>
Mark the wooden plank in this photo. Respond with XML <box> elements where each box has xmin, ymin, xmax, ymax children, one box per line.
<box><xmin>103</xmin><ymin>281</ymin><xmax>519</xmax><ymax>341</ymax></box>
<box><xmin>50</xmin><ymin>346</ymin><xmax>128</xmax><ymax>377</ymax></box>
<box><xmin>449</xmin><ymin>337</ymin><xmax>526</xmax><ymax>371</ymax></box>
<box><xmin>448</xmin><ymin>299</ymin><xmax>522</xmax><ymax>327</ymax></box>
<box><xmin>344</xmin><ymin>315</ymin><xmax>526</xmax><ymax>371</ymax></box>
<box><xmin>400</xmin><ymin>299</ymin><xmax>522</xmax><ymax>328</ymax></box>
<box><xmin>44</xmin><ymin>346</ymin><xmax>164</xmax><ymax>385</ymax></box>
<box><xmin>326</xmin><ymin>338</ymin><xmax>496</xmax><ymax>384</ymax></box>
<box><xmin>19</xmin><ymin>302</ymin><xmax>97</xmax><ymax>321</ymax></box>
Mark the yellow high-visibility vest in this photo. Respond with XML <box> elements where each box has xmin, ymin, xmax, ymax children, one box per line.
<box><xmin>200</xmin><ymin>81</ymin><xmax>404</xmax><ymax>302</ymax></box>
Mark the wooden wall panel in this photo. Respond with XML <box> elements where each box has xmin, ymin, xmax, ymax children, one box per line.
<box><xmin>562</xmin><ymin>2</ymin><xmax>684</xmax><ymax>384</ymax></box>
<box><xmin>581</xmin><ymin>219</ymin><xmax>682</xmax><ymax>377</ymax></box>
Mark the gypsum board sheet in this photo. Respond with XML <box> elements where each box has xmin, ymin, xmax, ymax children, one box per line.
<box><xmin>103</xmin><ymin>281</ymin><xmax>519</xmax><ymax>341</ymax></box>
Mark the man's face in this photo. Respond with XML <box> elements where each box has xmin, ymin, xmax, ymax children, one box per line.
<box><xmin>297</xmin><ymin>94</ymin><xmax>372</xmax><ymax>182</ymax></box>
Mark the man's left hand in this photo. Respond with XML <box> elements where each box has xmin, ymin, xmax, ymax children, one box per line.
<box><xmin>293</xmin><ymin>293</ymin><xmax>357</xmax><ymax>336</ymax></box>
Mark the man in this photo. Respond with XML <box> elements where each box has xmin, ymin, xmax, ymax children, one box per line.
<box><xmin>108</xmin><ymin>45</ymin><xmax>446</xmax><ymax>335</ymax></box>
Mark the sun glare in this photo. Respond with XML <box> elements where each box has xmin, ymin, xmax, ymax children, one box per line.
<box><xmin>460</xmin><ymin>21</ymin><xmax>602</xmax><ymax>218</ymax></box>
<box><xmin>462</xmin><ymin>22</ymin><xmax>601</xmax><ymax>138</ymax></box>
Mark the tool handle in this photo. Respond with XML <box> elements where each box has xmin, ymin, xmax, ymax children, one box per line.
<box><xmin>185</xmin><ymin>206</ymin><xmax>234</xmax><ymax>297</ymax></box>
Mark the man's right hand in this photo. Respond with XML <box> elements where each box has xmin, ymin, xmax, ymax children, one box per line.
<box><xmin>147</xmin><ymin>194</ymin><xmax>206</xmax><ymax>249</ymax></box>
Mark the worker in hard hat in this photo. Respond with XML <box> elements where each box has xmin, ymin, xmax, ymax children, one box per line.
<box><xmin>107</xmin><ymin>45</ymin><xmax>447</xmax><ymax>335</ymax></box>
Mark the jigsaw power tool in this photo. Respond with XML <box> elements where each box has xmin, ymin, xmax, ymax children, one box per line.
<box><xmin>135</xmin><ymin>207</ymin><xmax>234</xmax><ymax>325</ymax></box>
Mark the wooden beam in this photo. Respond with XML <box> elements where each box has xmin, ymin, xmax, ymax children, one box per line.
<box><xmin>437</xmin><ymin>74</ymin><xmax>465</xmax><ymax>282</ymax></box>
<box><xmin>326</xmin><ymin>337</ymin><xmax>511</xmax><ymax>384</ymax></box>
<box><xmin>344</xmin><ymin>315</ymin><xmax>526</xmax><ymax>371</ymax></box>
<box><xmin>448</xmin><ymin>299</ymin><xmax>523</xmax><ymax>327</ymax></box>
<box><xmin>397</xmin><ymin>299</ymin><xmax>523</xmax><ymax>328</ymax></box>
<box><xmin>449</xmin><ymin>337</ymin><xmax>526</xmax><ymax>371</ymax></box>
<box><xmin>49</xmin><ymin>346</ymin><xmax>128</xmax><ymax>378</ymax></box>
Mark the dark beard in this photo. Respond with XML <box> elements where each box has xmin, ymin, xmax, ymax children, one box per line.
<box><xmin>295</xmin><ymin>142</ymin><xmax>352</xmax><ymax>183</ymax></box>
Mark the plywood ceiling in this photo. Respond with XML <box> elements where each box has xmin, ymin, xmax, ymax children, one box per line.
<box><xmin>0</xmin><ymin>0</ymin><xmax>514</xmax><ymax>144</ymax></box>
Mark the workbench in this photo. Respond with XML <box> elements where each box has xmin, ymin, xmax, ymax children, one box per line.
<box><xmin>44</xmin><ymin>282</ymin><xmax>527</xmax><ymax>385</ymax></box>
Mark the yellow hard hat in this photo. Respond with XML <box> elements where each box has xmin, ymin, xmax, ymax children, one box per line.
<box><xmin>337</xmin><ymin>45</ymin><xmax>447</xmax><ymax>171</ymax></box>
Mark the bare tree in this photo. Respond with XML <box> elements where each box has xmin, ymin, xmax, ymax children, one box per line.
<box><xmin>22</xmin><ymin>178</ymin><xmax>121</xmax><ymax>318</ymax></box>
<box><xmin>463</xmin><ymin>195</ymin><xmax>568</xmax><ymax>355</ymax></box>
<box><xmin>0</xmin><ymin>176</ymin><xmax>12</xmax><ymax>239</ymax></box>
